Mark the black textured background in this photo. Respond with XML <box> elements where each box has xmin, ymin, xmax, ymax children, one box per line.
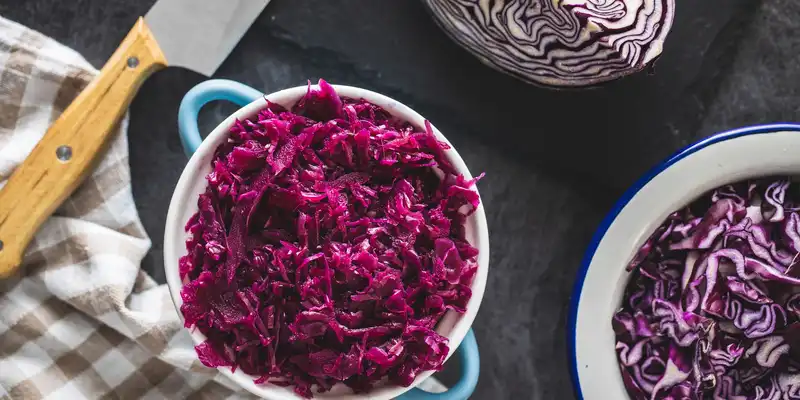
<box><xmin>0</xmin><ymin>0</ymin><xmax>784</xmax><ymax>398</ymax></box>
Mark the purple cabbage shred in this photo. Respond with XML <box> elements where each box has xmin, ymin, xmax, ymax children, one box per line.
<box><xmin>179</xmin><ymin>79</ymin><xmax>482</xmax><ymax>398</ymax></box>
<box><xmin>615</xmin><ymin>178</ymin><xmax>800</xmax><ymax>399</ymax></box>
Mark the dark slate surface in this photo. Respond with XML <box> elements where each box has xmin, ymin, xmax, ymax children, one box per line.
<box><xmin>0</xmin><ymin>0</ymin><xmax>773</xmax><ymax>398</ymax></box>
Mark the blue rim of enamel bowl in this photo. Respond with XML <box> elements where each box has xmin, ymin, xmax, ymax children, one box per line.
<box><xmin>568</xmin><ymin>123</ymin><xmax>800</xmax><ymax>399</ymax></box>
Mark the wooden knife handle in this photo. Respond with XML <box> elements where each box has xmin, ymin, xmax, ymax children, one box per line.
<box><xmin>0</xmin><ymin>18</ymin><xmax>167</xmax><ymax>278</ymax></box>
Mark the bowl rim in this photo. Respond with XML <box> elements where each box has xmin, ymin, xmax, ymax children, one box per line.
<box><xmin>567</xmin><ymin>123</ymin><xmax>800</xmax><ymax>399</ymax></box>
<box><xmin>164</xmin><ymin>83</ymin><xmax>490</xmax><ymax>400</ymax></box>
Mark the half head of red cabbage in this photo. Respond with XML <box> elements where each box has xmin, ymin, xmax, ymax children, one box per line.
<box><xmin>179</xmin><ymin>80</ymin><xmax>483</xmax><ymax>398</ymax></box>
<box><xmin>614</xmin><ymin>178</ymin><xmax>800</xmax><ymax>399</ymax></box>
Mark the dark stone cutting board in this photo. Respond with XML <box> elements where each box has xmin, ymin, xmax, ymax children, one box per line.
<box><xmin>255</xmin><ymin>0</ymin><xmax>759</xmax><ymax>189</ymax></box>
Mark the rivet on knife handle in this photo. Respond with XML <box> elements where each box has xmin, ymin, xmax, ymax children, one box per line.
<box><xmin>0</xmin><ymin>18</ymin><xmax>167</xmax><ymax>278</ymax></box>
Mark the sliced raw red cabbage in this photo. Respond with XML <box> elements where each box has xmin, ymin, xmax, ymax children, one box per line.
<box><xmin>424</xmin><ymin>0</ymin><xmax>675</xmax><ymax>87</ymax></box>
<box><xmin>179</xmin><ymin>80</ymin><xmax>482</xmax><ymax>398</ymax></box>
<box><xmin>615</xmin><ymin>178</ymin><xmax>800</xmax><ymax>399</ymax></box>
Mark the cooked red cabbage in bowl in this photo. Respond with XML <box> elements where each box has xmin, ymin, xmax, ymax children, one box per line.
<box><xmin>614</xmin><ymin>178</ymin><xmax>800</xmax><ymax>399</ymax></box>
<box><xmin>178</xmin><ymin>80</ymin><xmax>483</xmax><ymax>398</ymax></box>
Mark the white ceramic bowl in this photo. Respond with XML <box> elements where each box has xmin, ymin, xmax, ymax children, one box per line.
<box><xmin>569</xmin><ymin>124</ymin><xmax>800</xmax><ymax>399</ymax></box>
<box><xmin>164</xmin><ymin>81</ymin><xmax>490</xmax><ymax>400</ymax></box>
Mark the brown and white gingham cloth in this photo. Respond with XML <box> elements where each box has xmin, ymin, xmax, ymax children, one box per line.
<box><xmin>0</xmin><ymin>17</ymin><xmax>252</xmax><ymax>400</ymax></box>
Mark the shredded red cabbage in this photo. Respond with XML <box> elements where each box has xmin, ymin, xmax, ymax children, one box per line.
<box><xmin>614</xmin><ymin>178</ymin><xmax>800</xmax><ymax>399</ymax></box>
<box><xmin>179</xmin><ymin>80</ymin><xmax>482</xmax><ymax>398</ymax></box>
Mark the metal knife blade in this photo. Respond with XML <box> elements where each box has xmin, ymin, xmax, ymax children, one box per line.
<box><xmin>145</xmin><ymin>0</ymin><xmax>271</xmax><ymax>76</ymax></box>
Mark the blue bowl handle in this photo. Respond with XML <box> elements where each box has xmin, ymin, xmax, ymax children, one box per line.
<box><xmin>398</xmin><ymin>329</ymin><xmax>480</xmax><ymax>400</ymax></box>
<box><xmin>178</xmin><ymin>79</ymin><xmax>264</xmax><ymax>157</ymax></box>
<box><xmin>179</xmin><ymin>79</ymin><xmax>480</xmax><ymax>400</ymax></box>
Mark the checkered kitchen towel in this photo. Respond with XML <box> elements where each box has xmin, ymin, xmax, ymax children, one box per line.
<box><xmin>0</xmin><ymin>17</ymin><xmax>252</xmax><ymax>400</ymax></box>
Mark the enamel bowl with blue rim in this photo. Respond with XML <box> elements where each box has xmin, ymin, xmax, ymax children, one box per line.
<box><xmin>570</xmin><ymin>124</ymin><xmax>800</xmax><ymax>399</ymax></box>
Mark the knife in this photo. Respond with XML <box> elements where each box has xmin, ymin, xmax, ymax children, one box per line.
<box><xmin>0</xmin><ymin>0</ymin><xmax>271</xmax><ymax>278</ymax></box>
